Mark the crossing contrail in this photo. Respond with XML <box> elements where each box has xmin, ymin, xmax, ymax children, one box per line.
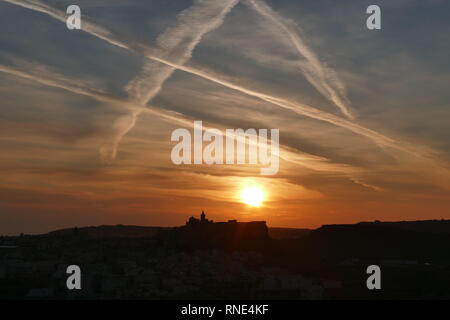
<box><xmin>245</xmin><ymin>0</ymin><xmax>354</xmax><ymax>119</ymax></box>
<box><xmin>0</xmin><ymin>0</ymin><xmax>438</xmax><ymax>162</ymax></box>
<box><xmin>127</xmin><ymin>0</ymin><xmax>239</xmax><ymax>105</ymax></box>
<box><xmin>104</xmin><ymin>0</ymin><xmax>239</xmax><ymax>161</ymax></box>
<box><xmin>0</xmin><ymin>61</ymin><xmax>361</xmax><ymax>175</ymax></box>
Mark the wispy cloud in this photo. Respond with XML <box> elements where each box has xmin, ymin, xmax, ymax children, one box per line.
<box><xmin>0</xmin><ymin>59</ymin><xmax>363</xmax><ymax>177</ymax></box>
<box><xmin>102</xmin><ymin>0</ymin><xmax>239</xmax><ymax>161</ymax></box>
<box><xmin>126</xmin><ymin>0</ymin><xmax>239</xmax><ymax>105</ymax></box>
<box><xmin>245</xmin><ymin>0</ymin><xmax>354</xmax><ymax>119</ymax></box>
<box><xmin>0</xmin><ymin>0</ymin><xmax>382</xmax><ymax>150</ymax></box>
<box><xmin>0</xmin><ymin>60</ymin><xmax>133</xmax><ymax>109</ymax></box>
<box><xmin>2</xmin><ymin>0</ymin><xmax>445</xmax><ymax>172</ymax></box>
<box><xmin>1</xmin><ymin>0</ymin><xmax>129</xmax><ymax>50</ymax></box>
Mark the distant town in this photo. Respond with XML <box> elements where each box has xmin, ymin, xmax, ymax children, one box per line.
<box><xmin>1</xmin><ymin>212</ymin><xmax>450</xmax><ymax>299</ymax></box>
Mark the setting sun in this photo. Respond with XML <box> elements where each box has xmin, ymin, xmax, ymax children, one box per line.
<box><xmin>240</xmin><ymin>186</ymin><xmax>265</xmax><ymax>207</ymax></box>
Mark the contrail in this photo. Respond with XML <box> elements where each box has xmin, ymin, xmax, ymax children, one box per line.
<box><xmin>0</xmin><ymin>62</ymin><xmax>361</xmax><ymax>175</ymax></box>
<box><xmin>104</xmin><ymin>0</ymin><xmax>239</xmax><ymax>161</ymax></box>
<box><xmin>0</xmin><ymin>63</ymin><xmax>135</xmax><ymax>109</ymax></box>
<box><xmin>0</xmin><ymin>0</ymin><xmax>436</xmax><ymax>160</ymax></box>
<box><xmin>146</xmin><ymin>56</ymin><xmax>405</xmax><ymax>152</ymax></box>
<box><xmin>146</xmin><ymin>58</ymin><xmax>444</xmax><ymax>164</ymax></box>
<box><xmin>245</xmin><ymin>0</ymin><xmax>354</xmax><ymax>120</ymax></box>
<box><xmin>7</xmin><ymin>60</ymin><xmax>447</xmax><ymax>191</ymax></box>
<box><xmin>1</xmin><ymin>0</ymin><xmax>129</xmax><ymax>50</ymax></box>
<box><xmin>127</xmin><ymin>0</ymin><xmax>239</xmax><ymax>105</ymax></box>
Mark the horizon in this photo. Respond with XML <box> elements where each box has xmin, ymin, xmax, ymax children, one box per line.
<box><xmin>5</xmin><ymin>213</ymin><xmax>450</xmax><ymax>237</ymax></box>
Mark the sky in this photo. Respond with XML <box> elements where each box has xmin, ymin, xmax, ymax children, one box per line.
<box><xmin>0</xmin><ymin>0</ymin><xmax>449</xmax><ymax>235</ymax></box>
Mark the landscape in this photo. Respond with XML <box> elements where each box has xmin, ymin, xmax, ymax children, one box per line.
<box><xmin>0</xmin><ymin>0</ymin><xmax>449</xmax><ymax>303</ymax></box>
<box><xmin>2</xmin><ymin>212</ymin><xmax>450</xmax><ymax>300</ymax></box>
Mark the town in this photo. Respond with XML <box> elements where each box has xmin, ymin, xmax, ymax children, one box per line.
<box><xmin>1</xmin><ymin>213</ymin><xmax>450</xmax><ymax>299</ymax></box>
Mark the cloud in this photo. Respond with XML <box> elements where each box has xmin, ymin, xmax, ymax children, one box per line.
<box><xmin>103</xmin><ymin>0</ymin><xmax>239</xmax><ymax>161</ymax></box>
<box><xmin>2</xmin><ymin>0</ymin><xmax>447</xmax><ymax>184</ymax></box>
<box><xmin>244</xmin><ymin>0</ymin><xmax>354</xmax><ymax>119</ymax></box>
<box><xmin>126</xmin><ymin>0</ymin><xmax>239</xmax><ymax>105</ymax></box>
<box><xmin>0</xmin><ymin>59</ymin><xmax>363</xmax><ymax>177</ymax></box>
<box><xmin>1</xmin><ymin>0</ymin><xmax>129</xmax><ymax>50</ymax></box>
<box><xmin>0</xmin><ymin>60</ymin><xmax>133</xmax><ymax>109</ymax></box>
<box><xmin>0</xmin><ymin>0</ymin><xmax>393</xmax><ymax>152</ymax></box>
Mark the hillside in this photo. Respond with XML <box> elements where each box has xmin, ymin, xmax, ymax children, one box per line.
<box><xmin>47</xmin><ymin>225</ymin><xmax>171</xmax><ymax>238</ymax></box>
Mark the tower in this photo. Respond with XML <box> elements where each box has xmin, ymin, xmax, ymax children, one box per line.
<box><xmin>201</xmin><ymin>210</ymin><xmax>206</xmax><ymax>222</ymax></box>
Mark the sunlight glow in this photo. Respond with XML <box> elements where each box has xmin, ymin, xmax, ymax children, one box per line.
<box><xmin>240</xmin><ymin>186</ymin><xmax>265</xmax><ymax>207</ymax></box>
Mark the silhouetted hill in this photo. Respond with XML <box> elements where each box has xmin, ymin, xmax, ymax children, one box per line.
<box><xmin>357</xmin><ymin>219</ymin><xmax>450</xmax><ymax>233</ymax></box>
<box><xmin>47</xmin><ymin>225</ymin><xmax>171</xmax><ymax>238</ymax></box>
<box><xmin>299</xmin><ymin>223</ymin><xmax>450</xmax><ymax>262</ymax></box>
<box><xmin>43</xmin><ymin>219</ymin><xmax>450</xmax><ymax>240</ymax></box>
<box><xmin>46</xmin><ymin>224</ymin><xmax>309</xmax><ymax>240</ymax></box>
<box><xmin>268</xmin><ymin>227</ymin><xmax>311</xmax><ymax>239</ymax></box>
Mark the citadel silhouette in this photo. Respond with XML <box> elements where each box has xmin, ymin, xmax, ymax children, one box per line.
<box><xmin>163</xmin><ymin>211</ymin><xmax>270</xmax><ymax>251</ymax></box>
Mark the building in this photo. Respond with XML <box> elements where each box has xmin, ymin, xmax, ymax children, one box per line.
<box><xmin>186</xmin><ymin>211</ymin><xmax>213</xmax><ymax>226</ymax></box>
<box><xmin>167</xmin><ymin>211</ymin><xmax>270</xmax><ymax>250</ymax></box>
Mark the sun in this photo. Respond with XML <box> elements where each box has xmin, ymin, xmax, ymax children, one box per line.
<box><xmin>240</xmin><ymin>186</ymin><xmax>265</xmax><ymax>207</ymax></box>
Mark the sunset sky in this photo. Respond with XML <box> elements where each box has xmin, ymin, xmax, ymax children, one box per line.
<box><xmin>1</xmin><ymin>0</ymin><xmax>449</xmax><ymax>235</ymax></box>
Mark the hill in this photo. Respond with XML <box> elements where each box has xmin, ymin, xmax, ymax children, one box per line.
<box><xmin>47</xmin><ymin>225</ymin><xmax>171</xmax><ymax>238</ymax></box>
<box><xmin>268</xmin><ymin>227</ymin><xmax>312</xmax><ymax>239</ymax></box>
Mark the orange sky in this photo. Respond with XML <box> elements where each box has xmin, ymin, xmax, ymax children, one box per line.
<box><xmin>0</xmin><ymin>0</ymin><xmax>449</xmax><ymax>235</ymax></box>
